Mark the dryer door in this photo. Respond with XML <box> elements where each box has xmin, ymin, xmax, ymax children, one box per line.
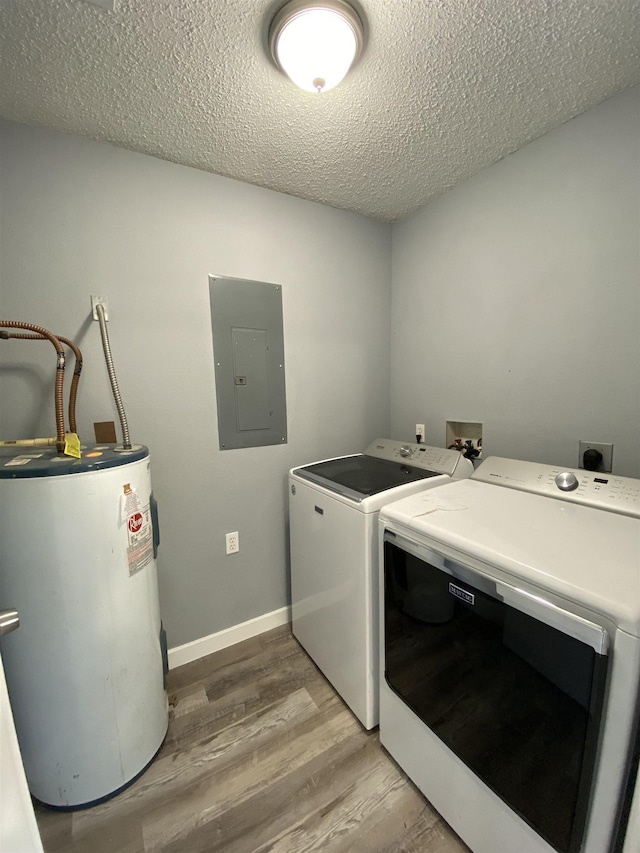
<box><xmin>383</xmin><ymin>534</ymin><xmax>608</xmax><ymax>853</ymax></box>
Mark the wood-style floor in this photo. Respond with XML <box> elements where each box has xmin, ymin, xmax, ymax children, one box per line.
<box><xmin>34</xmin><ymin>625</ymin><xmax>469</xmax><ymax>853</ymax></box>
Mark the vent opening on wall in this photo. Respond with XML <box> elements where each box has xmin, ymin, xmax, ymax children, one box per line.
<box><xmin>209</xmin><ymin>275</ymin><xmax>288</xmax><ymax>450</ymax></box>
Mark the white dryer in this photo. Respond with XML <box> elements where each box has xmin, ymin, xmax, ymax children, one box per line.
<box><xmin>289</xmin><ymin>438</ymin><xmax>472</xmax><ymax>729</ymax></box>
<box><xmin>623</xmin><ymin>762</ymin><xmax>640</xmax><ymax>853</ymax></box>
<box><xmin>379</xmin><ymin>456</ymin><xmax>640</xmax><ymax>853</ymax></box>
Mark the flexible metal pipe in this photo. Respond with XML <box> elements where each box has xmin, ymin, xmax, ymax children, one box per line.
<box><xmin>2</xmin><ymin>333</ymin><xmax>83</xmax><ymax>434</ymax></box>
<box><xmin>0</xmin><ymin>321</ymin><xmax>66</xmax><ymax>451</ymax></box>
<box><xmin>95</xmin><ymin>304</ymin><xmax>131</xmax><ymax>449</ymax></box>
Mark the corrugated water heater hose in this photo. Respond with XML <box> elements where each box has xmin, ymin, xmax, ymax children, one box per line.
<box><xmin>1</xmin><ymin>332</ymin><xmax>82</xmax><ymax>434</ymax></box>
<box><xmin>95</xmin><ymin>303</ymin><xmax>131</xmax><ymax>450</ymax></box>
<box><xmin>0</xmin><ymin>321</ymin><xmax>66</xmax><ymax>451</ymax></box>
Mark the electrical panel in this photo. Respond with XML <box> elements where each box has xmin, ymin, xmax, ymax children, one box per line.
<box><xmin>209</xmin><ymin>275</ymin><xmax>287</xmax><ymax>450</ymax></box>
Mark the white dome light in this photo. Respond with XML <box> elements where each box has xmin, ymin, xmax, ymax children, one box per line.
<box><xmin>269</xmin><ymin>1</ymin><xmax>365</xmax><ymax>94</ymax></box>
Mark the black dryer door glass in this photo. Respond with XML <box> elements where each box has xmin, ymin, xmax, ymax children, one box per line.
<box><xmin>383</xmin><ymin>539</ymin><xmax>608</xmax><ymax>853</ymax></box>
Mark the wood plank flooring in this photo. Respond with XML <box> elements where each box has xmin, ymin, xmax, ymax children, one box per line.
<box><xmin>34</xmin><ymin>626</ymin><xmax>469</xmax><ymax>853</ymax></box>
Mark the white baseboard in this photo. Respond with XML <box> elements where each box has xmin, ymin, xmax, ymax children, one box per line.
<box><xmin>167</xmin><ymin>605</ymin><xmax>291</xmax><ymax>670</ymax></box>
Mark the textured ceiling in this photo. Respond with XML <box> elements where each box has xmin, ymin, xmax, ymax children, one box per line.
<box><xmin>1</xmin><ymin>0</ymin><xmax>638</xmax><ymax>222</ymax></box>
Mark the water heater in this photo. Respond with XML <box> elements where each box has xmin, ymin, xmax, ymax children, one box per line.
<box><xmin>0</xmin><ymin>444</ymin><xmax>168</xmax><ymax>808</ymax></box>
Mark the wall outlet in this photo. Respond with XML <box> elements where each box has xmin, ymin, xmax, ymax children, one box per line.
<box><xmin>225</xmin><ymin>531</ymin><xmax>239</xmax><ymax>555</ymax></box>
<box><xmin>578</xmin><ymin>441</ymin><xmax>613</xmax><ymax>473</ymax></box>
<box><xmin>91</xmin><ymin>295</ymin><xmax>109</xmax><ymax>321</ymax></box>
<box><xmin>415</xmin><ymin>424</ymin><xmax>425</xmax><ymax>443</ymax></box>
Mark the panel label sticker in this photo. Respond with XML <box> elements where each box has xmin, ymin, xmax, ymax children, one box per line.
<box><xmin>126</xmin><ymin>504</ymin><xmax>153</xmax><ymax>576</ymax></box>
<box><xmin>120</xmin><ymin>483</ymin><xmax>142</xmax><ymax>524</ymax></box>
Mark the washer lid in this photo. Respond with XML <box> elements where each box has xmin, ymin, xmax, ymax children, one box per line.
<box><xmin>381</xmin><ymin>479</ymin><xmax>640</xmax><ymax>636</ymax></box>
<box><xmin>293</xmin><ymin>454</ymin><xmax>441</xmax><ymax>502</ymax></box>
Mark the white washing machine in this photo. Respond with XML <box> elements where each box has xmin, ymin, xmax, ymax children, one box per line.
<box><xmin>379</xmin><ymin>456</ymin><xmax>640</xmax><ymax>853</ymax></box>
<box><xmin>289</xmin><ymin>438</ymin><xmax>472</xmax><ymax>730</ymax></box>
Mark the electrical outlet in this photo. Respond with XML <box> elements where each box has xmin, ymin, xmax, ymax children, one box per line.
<box><xmin>91</xmin><ymin>295</ymin><xmax>109</xmax><ymax>321</ymax></box>
<box><xmin>578</xmin><ymin>441</ymin><xmax>613</xmax><ymax>473</ymax></box>
<box><xmin>415</xmin><ymin>424</ymin><xmax>425</xmax><ymax>443</ymax></box>
<box><xmin>225</xmin><ymin>531</ymin><xmax>239</xmax><ymax>555</ymax></box>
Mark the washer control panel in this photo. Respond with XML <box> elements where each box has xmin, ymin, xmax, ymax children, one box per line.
<box><xmin>365</xmin><ymin>438</ymin><xmax>472</xmax><ymax>478</ymax></box>
<box><xmin>473</xmin><ymin>456</ymin><xmax>640</xmax><ymax>518</ymax></box>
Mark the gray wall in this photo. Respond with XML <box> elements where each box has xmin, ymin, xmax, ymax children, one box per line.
<box><xmin>1</xmin><ymin>84</ymin><xmax>638</xmax><ymax>650</ymax></box>
<box><xmin>390</xmin><ymin>85</ymin><xmax>640</xmax><ymax>477</ymax></box>
<box><xmin>0</xmin><ymin>120</ymin><xmax>391</xmax><ymax>647</ymax></box>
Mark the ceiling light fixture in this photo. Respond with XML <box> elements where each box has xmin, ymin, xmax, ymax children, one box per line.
<box><xmin>269</xmin><ymin>0</ymin><xmax>365</xmax><ymax>94</ymax></box>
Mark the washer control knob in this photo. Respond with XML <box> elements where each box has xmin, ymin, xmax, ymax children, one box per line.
<box><xmin>399</xmin><ymin>445</ymin><xmax>411</xmax><ymax>457</ymax></box>
<box><xmin>555</xmin><ymin>472</ymin><xmax>579</xmax><ymax>492</ymax></box>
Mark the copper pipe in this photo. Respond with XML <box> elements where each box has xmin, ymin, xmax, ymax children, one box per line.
<box><xmin>0</xmin><ymin>438</ymin><xmax>58</xmax><ymax>447</ymax></box>
<box><xmin>0</xmin><ymin>322</ymin><xmax>66</xmax><ymax>451</ymax></box>
<box><xmin>2</xmin><ymin>332</ymin><xmax>82</xmax><ymax>434</ymax></box>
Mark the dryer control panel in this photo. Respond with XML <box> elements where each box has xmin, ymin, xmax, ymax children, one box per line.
<box><xmin>472</xmin><ymin>456</ymin><xmax>640</xmax><ymax>518</ymax></box>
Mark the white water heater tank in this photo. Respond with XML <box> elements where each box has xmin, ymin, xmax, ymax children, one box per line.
<box><xmin>0</xmin><ymin>444</ymin><xmax>168</xmax><ymax>808</ymax></box>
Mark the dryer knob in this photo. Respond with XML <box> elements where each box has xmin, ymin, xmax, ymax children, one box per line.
<box><xmin>555</xmin><ymin>472</ymin><xmax>579</xmax><ymax>492</ymax></box>
<box><xmin>399</xmin><ymin>445</ymin><xmax>411</xmax><ymax>457</ymax></box>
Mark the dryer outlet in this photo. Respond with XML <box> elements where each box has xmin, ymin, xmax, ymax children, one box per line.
<box><xmin>578</xmin><ymin>442</ymin><xmax>613</xmax><ymax>473</ymax></box>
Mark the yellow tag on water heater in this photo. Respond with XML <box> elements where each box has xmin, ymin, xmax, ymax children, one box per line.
<box><xmin>64</xmin><ymin>432</ymin><xmax>81</xmax><ymax>458</ymax></box>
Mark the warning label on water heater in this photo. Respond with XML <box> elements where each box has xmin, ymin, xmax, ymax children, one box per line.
<box><xmin>126</xmin><ymin>505</ymin><xmax>153</xmax><ymax>576</ymax></box>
